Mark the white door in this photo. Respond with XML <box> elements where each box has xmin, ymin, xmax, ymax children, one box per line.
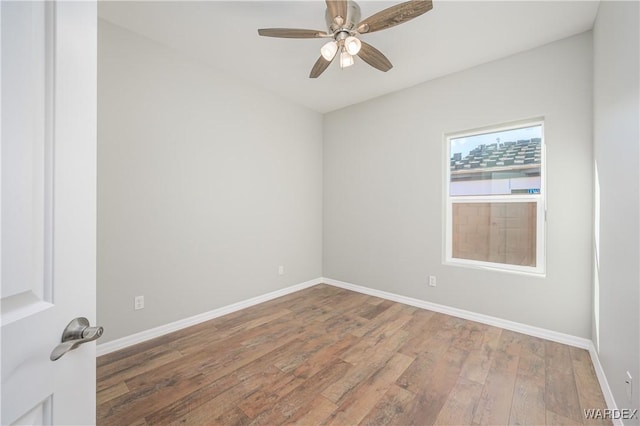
<box><xmin>1</xmin><ymin>1</ymin><xmax>97</xmax><ymax>425</ymax></box>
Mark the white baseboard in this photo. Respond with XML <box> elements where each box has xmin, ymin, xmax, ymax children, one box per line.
<box><xmin>323</xmin><ymin>277</ymin><xmax>592</xmax><ymax>349</ymax></box>
<box><xmin>96</xmin><ymin>277</ymin><xmax>323</xmax><ymax>356</ymax></box>
<box><xmin>588</xmin><ymin>342</ymin><xmax>622</xmax><ymax>425</ymax></box>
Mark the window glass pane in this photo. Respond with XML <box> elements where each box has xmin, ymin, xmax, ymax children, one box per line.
<box><xmin>452</xmin><ymin>202</ymin><xmax>537</xmax><ymax>267</ymax></box>
<box><xmin>450</xmin><ymin>125</ymin><xmax>542</xmax><ymax>196</ymax></box>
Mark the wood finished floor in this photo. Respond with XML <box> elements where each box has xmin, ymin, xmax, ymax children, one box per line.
<box><xmin>97</xmin><ymin>284</ymin><xmax>610</xmax><ymax>425</ymax></box>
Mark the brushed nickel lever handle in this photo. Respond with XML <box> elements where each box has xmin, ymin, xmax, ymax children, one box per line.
<box><xmin>50</xmin><ymin>317</ymin><xmax>103</xmax><ymax>361</ymax></box>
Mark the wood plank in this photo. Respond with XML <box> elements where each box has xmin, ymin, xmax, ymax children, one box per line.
<box><xmin>236</xmin><ymin>371</ymin><xmax>303</xmax><ymax>419</ymax></box>
<box><xmin>124</xmin><ymin>316</ymin><xmax>303</xmax><ymax>393</ymax></box>
<box><xmin>97</xmin><ymin>381</ymin><xmax>129</xmax><ymax>405</ymax></box>
<box><xmin>350</xmin><ymin>303</ymin><xmax>412</xmax><ymax>338</ymax></box>
<box><xmin>400</xmin><ymin>308</ymin><xmax>435</xmax><ymax>334</ymax></box>
<box><xmin>96</xmin><ymin>320</ymin><xmax>218</xmax><ymax>368</ymax></box>
<box><xmin>125</xmin><ymin>345</ymin><xmax>300</xmax><ymax>424</ymax></box>
<box><xmin>273</xmin><ymin>331</ymin><xmax>338</xmax><ymax>373</ymax></box>
<box><xmin>546</xmin><ymin>409</ymin><xmax>583</xmax><ymax>425</ymax></box>
<box><xmin>354</xmin><ymin>299</ymin><xmax>395</xmax><ymax>320</ymax></box>
<box><xmin>400</xmin><ymin>346</ymin><xmax>469</xmax><ymax>425</ymax></box>
<box><xmin>545</xmin><ymin>340</ymin><xmax>584</xmax><ymax>423</ymax></box>
<box><xmin>97</xmin><ymin>346</ymin><xmax>183</xmax><ymax>392</ymax></box>
<box><xmin>326</xmin><ymin>352</ymin><xmax>414</xmax><ymax>425</ymax></box>
<box><xmin>248</xmin><ymin>360</ymin><xmax>353</xmax><ymax>425</ymax></box>
<box><xmin>321</xmin><ymin>313</ymin><xmax>369</xmax><ymax>338</ymax></box>
<box><xmin>510</xmin><ymin>375</ymin><xmax>546</xmax><ymax>426</ymax></box>
<box><xmin>143</xmin><ymin>339</ymin><xmax>311</xmax><ymax>424</ymax></box>
<box><xmin>293</xmin><ymin>334</ymin><xmax>359</xmax><ymax>379</ymax></box>
<box><xmin>144</xmin><ymin>309</ymin><xmax>298</xmax><ymax>363</ymax></box>
<box><xmin>283</xmin><ymin>395</ymin><xmax>337</xmax><ymax>425</ymax></box>
<box><xmin>316</xmin><ymin>291</ymin><xmax>373</xmax><ymax>320</ymax></box>
<box><xmin>433</xmin><ymin>376</ymin><xmax>484</xmax><ymax>425</ymax></box>
<box><xmin>323</xmin><ymin>343</ymin><xmax>399</xmax><ymax>404</ymax></box>
<box><xmin>398</xmin><ymin>312</ymin><xmax>452</xmax><ymax>358</ymax></box>
<box><xmin>361</xmin><ymin>314</ymin><xmax>414</xmax><ymax>347</ymax></box>
<box><xmin>396</xmin><ymin>334</ymin><xmax>452</xmax><ymax>394</ymax></box>
<box><xmin>360</xmin><ymin>384</ymin><xmax>416</xmax><ymax>426</ymax></box>
<box><xmin>451</xmin><ymin>321</ymin><xmax>489</xmax><ymax>352</ymax></box>
<box><xmin>472</xmin><ymin>330</ymin><xmax>523</xmax><ymax>425</ymax></box>
<box><xmin>144</xmin><ymin>363</ymin><xmax>288</xmax><ymax>424</ymax></box>
<box><xmin>509</xmin><ymin>338</ymin><xmax>546</xmax><ymax>426</ymax></box>
<box><xmin>521</xmin><ymin>333</ymin><xmax>546</xmax><ymax>358</ymax></box>
<box><xmin>571</xmin><ymin>347</ymin><xmax>612</xmax><ymax>426</ymax></box>
<box><xmin>459</xmin><ymin>327</ymin><xmax>502</xmax><ymax>385</ymax></box>
<box><xmin>340</xmin><ymin>326</ymin><xmax>409</xmax><ymax>365</ymax></box>
<box><xmin>159</xmin><ymin>377</ymin><xmax>266</xmax><ymax>424</ymax></box>
<box><xmin>215</xmin><ymin>406</ymin><xmax>251</xmax><ymax>426</ymax></box>
<box><xmin>98</xmin><ymin>373</ymin><xmax>209</xmax><ymax>425</ymax></box>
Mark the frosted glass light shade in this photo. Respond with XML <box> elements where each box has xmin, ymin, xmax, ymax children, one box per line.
<box><xmin>344</xmin><ymin>36</ymin><xmax>361</xmax><ymax>55</ymax></box>
<box><xmin>340</xmin><ymin>49</ymin><xmax>354</xmax><ymax>68</ymax></box>
<box><xmin>320</xmin><ymin>41</ymin><xmax>338</xmax><ymax>61</ymax></box>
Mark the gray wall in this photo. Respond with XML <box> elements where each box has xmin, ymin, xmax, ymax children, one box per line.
<box><xmin>98</xmin><ymin>21</ymin><xmax>323</xmax><ymax>343</ymax></box>
<box><xmin>324</xmin><ymin>33</ymin><xmax>593</xmax><ymax>338</ymax></box>
<box><xmin>98</xmin><ymin>9</ymin><xmax>640</xmax><ymax>413</ymax></box>
<box><xmin>593</xmin><ymin>1</ymin><xmax>640</xmax><ymax>416</ymax></box>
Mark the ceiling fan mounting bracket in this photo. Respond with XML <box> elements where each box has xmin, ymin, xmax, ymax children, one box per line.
<box><xmin>326</xmin><ymin>0</ymin><xmax>361</xmax><ymax>35</ymax></box>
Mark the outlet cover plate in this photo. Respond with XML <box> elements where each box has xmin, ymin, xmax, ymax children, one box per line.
<box><xmin>134</xmin><ymin>295</ymin><xmax>144</xmax><ymax>310</ymax></box>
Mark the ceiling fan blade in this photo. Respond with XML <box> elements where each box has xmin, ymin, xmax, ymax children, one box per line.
<box><xmin>258</xmin><ymin>28</ymin><xmax>328</xmax><ymax>38</ymax></box>
<box><xmin>309</xmin><ymin>56</ymin><xmax>332</xmax><ymax>78</ymax></box>
<box><xmin>357</xmin><ymin>0</ymin><xmax>433</xmax><ymax>34</ymax></box>
<box><xmin>326</xmin><ymin>0</ymin><xmax>348</xmax><ymax>24</ymax></box>
<box><xmin>357</xmin><ymin>41</ymin><xmax>393</xmax><ymax>72</ymax></box>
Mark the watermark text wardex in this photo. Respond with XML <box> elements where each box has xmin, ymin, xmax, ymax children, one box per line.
<box><xmin>584</xmin><ymin>409</ymin><xmax>638</xmax><ymax>420</ymax></box>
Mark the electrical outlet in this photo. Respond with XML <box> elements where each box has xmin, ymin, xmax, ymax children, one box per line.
<box><xmin>134</xmin><ymin>295</ymin><xmax>144</xmax><ymax>310</ymax></box>
<box><xmin>625</xmin><ymin>371</ymin><xmax>633</xmax><ymax>403</ymax></box>
<box><xmin>278</xmin><ymin>265</ymin><xmax>285</xmax><ymax>275</ymax></box>
<box><xmin>428</xmin><ymin>275</ymin><xmax>437</xmax><ymax>287</ymax></box>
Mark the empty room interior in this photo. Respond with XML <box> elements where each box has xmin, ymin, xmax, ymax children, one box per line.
<box><xmin>92</xmin><ymin>1</ymin><xmax>640</xmax><ymax>425</ymax></box>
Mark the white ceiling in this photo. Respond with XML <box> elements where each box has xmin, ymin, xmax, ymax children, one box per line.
<box><xmin>98</xmin><ymin>1</ymin><xmax>599</xmax><ymax>113</ymax></box>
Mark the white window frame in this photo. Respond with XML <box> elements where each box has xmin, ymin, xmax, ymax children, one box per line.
<box><xmin>443</xmin><ymin>119</ymin><xmax>546</xmax><ymax>276</ymax></box>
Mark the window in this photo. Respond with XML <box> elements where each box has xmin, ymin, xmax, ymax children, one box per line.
<box><xmin>445</xmin><ymin>121</ymin><xmax>545</xmax><ymax>274</ymax></box>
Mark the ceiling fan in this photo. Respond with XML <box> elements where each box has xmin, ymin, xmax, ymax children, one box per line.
<box><xmin>258</xmin><ymin>0</ymin><xmax>433</xmax><ymax>78</ymax></box>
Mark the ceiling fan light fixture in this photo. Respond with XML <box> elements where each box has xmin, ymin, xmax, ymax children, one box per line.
<box><xmin>320</xmin><ymin>40</ymin><xmax>338</xmax><ymax>61</ymax></box>
<box><xmin>344</xmin><ymin>36</ymin><xmax>361</xmax><ymax>55</ymax></box>
<box><xmin>340</xmin><ymin>48</ymin><xmax>354</xmax><ymax>69</ymax></box>
<box><xmin>258</xmin><ymin>0</ymin><xmax>435</xmax><ymax>78</ymax></box>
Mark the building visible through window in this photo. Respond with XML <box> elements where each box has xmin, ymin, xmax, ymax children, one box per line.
<box><xmin>445</xmin><ymin>122</ymin><xmax>545</xmax><ymax>274</ymax></box>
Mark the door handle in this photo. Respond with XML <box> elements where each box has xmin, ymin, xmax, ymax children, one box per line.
<box><xmin>50</xmin><ymin>317</ymin><xmax>103</xmax><ymax>361</ymax></box>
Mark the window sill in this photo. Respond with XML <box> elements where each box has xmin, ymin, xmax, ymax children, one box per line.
<box><xmin>444</xmin><ymin>258</ymin><xmax>546</xmax><ymax>278</ymax></box>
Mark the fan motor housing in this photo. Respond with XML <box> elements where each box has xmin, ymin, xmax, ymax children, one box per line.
<box><xmin>325</xmin><ymin>1</ymin><xmax>361</xmax><ymax>33</ymax></box>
